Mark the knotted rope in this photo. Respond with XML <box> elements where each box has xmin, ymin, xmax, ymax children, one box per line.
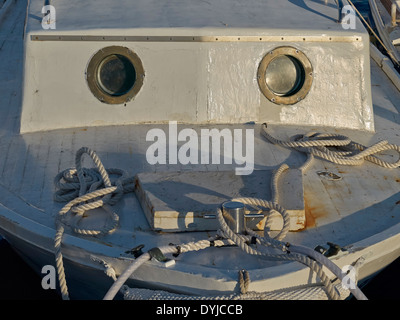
<box><xmin>53</xmin><ymin>147</ymin><xmax>135</xmax><ymax>300</ymax></box>
<box><xmin>55</xmin><ymin>124</ymin><xmax>381</xmax><ymax>300</ymax></box>
<box><xmin>215</xmin><ymin>197</ymin><xmax>342</xmax><ymax>300</ymax></box>
<box><xmin>261</xmin><ymin>123</ymin><xmax>400</xmax><ymax>169</ymax></box>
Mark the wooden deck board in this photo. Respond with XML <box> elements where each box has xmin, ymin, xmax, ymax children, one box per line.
<box><xmin>0</xmin><ymin>0</ymin><xmax>25</xmax><ymax>137</ymax></box>
<box><xmin>0</xmin><ymin>120</ymin><xmax>395</xmax><ymax>242</ymax></box>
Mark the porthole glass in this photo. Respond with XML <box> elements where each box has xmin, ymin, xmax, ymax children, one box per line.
<box><xmin>257</xmin><ymin>47</ymin><xmax>313</xmax><ymax>105</ymax></box>
<box><xmin>265</xmin><ymin>55</ymin><xmax>305</xmax><ymax>97</ymax></box>
<box><xmin>97</xmin><ymin>54</ymin><xmax>137</xmax><ymax>96</ymax></box>
<box><xmin>86</xmin><ymin>46</ymin><xmax>144</xmax><ymax>104</ymax></box>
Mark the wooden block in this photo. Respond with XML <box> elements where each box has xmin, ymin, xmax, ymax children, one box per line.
<box><xmin>134</xmin><ymin>170</ymin><xmax>305</xmax><ymax>232</ymax></box>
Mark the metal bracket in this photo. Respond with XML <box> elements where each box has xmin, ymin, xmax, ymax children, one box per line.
<box><xmin>148</xmin><ymin>247</ymin><xmax>176</xmax><ymax>268</ymax></box>
<box><xmin>314</xmin><ymin>242</ymin><xmax>343</xmax><ymax>257</ymax></box>
<box><xmin>207</xmin><ymin>201</ymin><xmax>265</xmax><ymax>234</ymax></box>
<box><xmin>125</xmin><ymin>244</ymin><xmax>145</xmax><ymax>258</ymax></box>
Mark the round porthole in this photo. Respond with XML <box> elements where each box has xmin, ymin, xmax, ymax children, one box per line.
<box><xmin>86</xmin><ymin>46</ymin><xmax>144</xmax><ymax>104</ymax></box>
<box><xmin>257</xmin><ymin>47</ymin><xmax>313</xmax><ymax>105</ymax></box>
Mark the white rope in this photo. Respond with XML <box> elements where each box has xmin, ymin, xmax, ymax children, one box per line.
<box><xmin>118</xmin><ymin>190</ymin><xmax>368</xmax><ymax>301</ymax></box>
<box><xmin>122</xmin><ymin>283</ymin><xmax>353</xmax><ymax>300</ymax></box>
<box><xmin>104</xmin><ymin>194</ymin><xmax>364</xmax><ymax>300</ymax></box>
<box><xmin>261</xmin><ymin>123</ymin><xmax>400</xmax><ymax>169</ymax></box>
<box><xmin>103</xmin><ymin>238</ymin><xmax>233</xmax><ymax>300</ymax></box>
<box><xmin>54</xmin><ymin>125</ymin><xmax>383</xmax><ymax>300</ymax></box>
<box><xmin>99</xmin><ymin>129</ymin><xmax>370</xmax><ymax>300</ymax></box>
<box><xmin>53</xmin><ymin>147</ymin><xmax>135</xmax><ymax>300</ymax></box>
<box><xmin>215</xmin><ymin>197</ymin><xmax>344</xmax><ymax>300</ymax></box>
<box><xmin>91</xmin><ymin>255</ymin><xmax>117</xmax><ymax>281</ymax></box>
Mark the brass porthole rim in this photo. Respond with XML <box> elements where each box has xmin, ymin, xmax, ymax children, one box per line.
<box><xmin>257</xmin><ymin>46</ymin><xmax>313</xmax><ymax>105</ymax></box>
<box><xmin>86</xmin><ymin>46</ymin><xmax>145</xmax><ymax>105</ymax></box>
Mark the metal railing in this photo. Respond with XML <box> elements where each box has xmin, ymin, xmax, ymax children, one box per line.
<box><xmin>335</xmin><ymin>0</ymin><xmax>345</xmax><ymax>23</ymax></box>
<box><xmin>390</xmin><ymin>0</ymin><xmax>400</xmax><ymax>27</ymax></box>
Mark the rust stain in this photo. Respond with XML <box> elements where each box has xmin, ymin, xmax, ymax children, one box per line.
<box><xmin>396</xmin><ymin>179</ymin><xmax>400</xmax><ymax>183</ymax></box>
<box><xmin>134</xmin><ymin>178</ymin><xmax>140</xmax><ymax>190</ymax></box>
<box><xmin>300</xmin><ymin>191</ymin><xmax>329</xmax><ymax>231</ymax></box>
<box><xmin>304</xmin><ymin>201</ymin><xmax>316</xmax><ymax>229</ymax></box>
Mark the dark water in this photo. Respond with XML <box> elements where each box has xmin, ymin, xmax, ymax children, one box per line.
<box><xmin>0</xmin><ymin>239</ymin><xmax>60</xmax><ymax>300</ymax></box>
<box><xmin>1</xmin><ymin>0</ymin><xmax>399</xmax><ymax>301</ymax></box>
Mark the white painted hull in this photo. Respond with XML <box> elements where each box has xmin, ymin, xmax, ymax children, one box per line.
<box><xmin>2</xmin><ymin>195</ymin><xmax>400</xmax><ymax>300</ymax></box>
<box><xmin>0</xmin><ymin>0</ymin><xmax>400</xmax><ymax>300</ymax></box>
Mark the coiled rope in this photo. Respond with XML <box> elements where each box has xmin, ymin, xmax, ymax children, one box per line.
<box><xmin>102</xmin><ymin>164</ymin><xmax>366</xmax><ymax>300</ymax></box>
<box><xmin>261</xmin><ymin>123</ymin><xmax>400</xmax><ymax>169</ymax></box>
<box><xmin>53</xmin><ymin>147</ymin><xmax>135</xmax><ymax>300</ymax></box>
<box><xmin>104</xmin><ymin>194</ymin><xmax>365</xmax><ymax>300</ymax></box>
<box><xmin>55</xmin><ymin>123</ymin><xmax>396</xmax><ymax>300</ymax></box>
